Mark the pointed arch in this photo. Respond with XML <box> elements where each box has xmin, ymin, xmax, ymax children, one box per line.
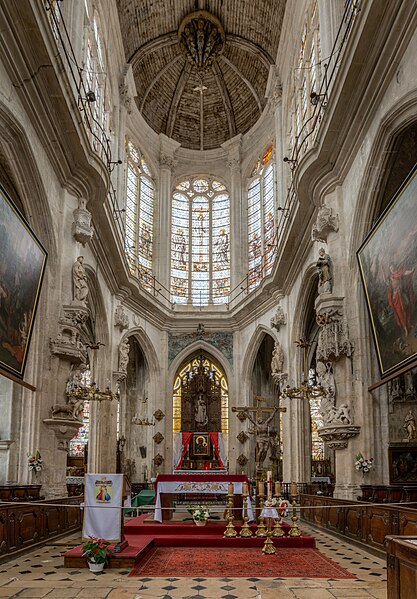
<box><xmin>120</xmin><ymin>326</ymin><xmax>160</xmax><ymax>377</ymax></box>
<box><xmin>240</xmin><ymin>324</ymin><xmax>279</xmax><ymax>401</ymax></box>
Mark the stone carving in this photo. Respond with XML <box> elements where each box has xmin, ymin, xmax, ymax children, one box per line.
<box><xmin>236</xmin><ymin>411</ymin><xmax>247</xmax><ymax>422</ymax></box>
<box><xmin>43</xmin><ymin>418</ymin><xmax>82</xmax><ymax>451</ymax></box>
<box><xmin>153</xmin><ymin>453</ymin><xmax>164</xmax><ymax>467</ymax></box>
<box><xmin>245</xmin><ymin>407</ymin><xmax>278</xmax><ymax>468</ymax></box>
<box><xmin>270</xmin><ymin>303</ymin><xmax>286</xmax><ymax>331</ymax></box>
<box><xmin>72</xmin><ymin>256</ymin><xmax>89</xmax><ymax>304</ymax></box>
<box><xmin>237</xmin><ymin>454</ymin><xmax>248</xmax><ymax>466</ymax></box>
<box><xmin>237</xmin><ymin>431</ymin><xmax>249</xmax><ymax>444</ymax></box>
<box><xmin>119</xmin><ymin>82</ymin><xmax>132</xmax><ymax>113</ymax></box>
<box><xmin>315</xmin><ymin>302</ymin><xmax>353</xmax><ymax>362</ymax></box>
<box><xmin>50</xmin><ymin>305</ymin><xmax>89</xmax><ymax>362</ymax></box>
<box><xmin>72</xmin><ymin>198</ymin><xmax>94</xmax><ymax>245</ymax></box>
<box><xmin>50</xmin><ymin>363</ymin><xmax>88</xmax><ymax>422</ymax></box>
<box><xmin>316</xmin><ymin>248</ymin><xmax>333</xmax><ymax>294</ymax></box>
<box><xmin>404</xmin><ymin>410</ymin><xmax>417</xmax><ymax>441</ymax></box>
<box><xmin>118</xmin><ymin>338</ymin><xmax>130</xmax><ymax>372</ymax></box>
<box><xmin>317</xmin><ymin>424</ymin><xmax>360</xmax><ymax>450</ymax></box>
<box><xmin>154</xmin><ymin>409</ymin><xmax>165</xmax><ymax>421</ymax></box>
<box><xmin>271</xmin><ymin>341</ymin><xmax>284</xmax><ymax>374</ymax></box>
<box><xmin>114</xmin><ymin>304</ymin><xmax>129</xmax><ymax>331</ymax></box>
<box><xmin>311</xmin><ymin>205</ymin><xmax>339</xmax><ymax>243</ymax></box>
<box><xmin>153</xmin><ymin>432</ymin><xmax>164</xmax><ymax>444</ymax></box>
<box><xmin>227</xmin><ymin>157</ymin><xmax>240</xmax><ymax>172</ymax></box>
<box><xmin>168</xmin><ymin>332</ymin><xmax>233</xmax><ymax>365</ymax></box>
<box><xmin>271</xmin><ymin>80</ymin><xmax>283</xmax><ymax>108</ymax></box>
<box><xmin>159</xmin><ymin>154</ymin><xmax>175</xmax><ymax>171</ymax></box>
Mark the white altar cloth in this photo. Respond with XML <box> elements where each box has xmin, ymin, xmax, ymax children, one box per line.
<box><xmin>154</xmin><ymin>479</ymin><xmax>254</xmax><ymax>522</ymax></box>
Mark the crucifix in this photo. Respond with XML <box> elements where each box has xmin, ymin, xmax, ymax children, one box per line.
<box><xmin>232</xmin><ymin>396</ymin><xmax>286</xmax><ymax>470</ymax></box>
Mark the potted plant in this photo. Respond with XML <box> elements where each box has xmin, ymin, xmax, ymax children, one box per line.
<box><xmin>81</xmin><ymin>537</ymin><xmax>112</xmax><ymax>572</ymax></box>
<box><xmin>189</xmin><ymin>505</ymin><xmax>210</xmax><ymax>526</ymax></box>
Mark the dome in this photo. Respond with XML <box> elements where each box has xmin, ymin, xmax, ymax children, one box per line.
<box><xmin>117</xmin><ymin>0</ymin><xmax>286</xmax><ymax>150</ymax></box>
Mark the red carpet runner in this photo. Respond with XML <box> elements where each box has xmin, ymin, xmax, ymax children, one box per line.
<box><xmin>129</xmin><ymin>546</ymin><xmax>356</xmax><ymax>578</ymax></box>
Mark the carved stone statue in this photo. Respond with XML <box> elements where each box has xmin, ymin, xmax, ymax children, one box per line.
<box><xmin>245</xmin><ymin>407</ymin><xmax>278</xmax><ymax>468</ymax></box>
<box><xmin>270</xmin><ymin>303</ymin><xmax>287</xmax><ymax>331</ymax></box>
<box><xmin>404</xmin><ymin>410</ymin><xmax>417</xmax><ymax>441</ymax></box>
<box><xmin>118</xmin><ymin>338</ymin><xmax>130</xmax><ymax>372</ymax></box>
<box><xmin>195</xmin><ymin>393</ymin><xmax>208</xmax><ymax>428</ymax></box>
<box><xmin>316</xmin><ymin>248</ymin><xmax>333</xmax><ymax>294</ymax></box>
<box><xmin>271</xmin><ymin>341</ymin><xmax>284</xmax><ymax>374</ymax></box>
<box><xmin>72</xmin><ymin>256</ymin><xmax>89</xmax><ymax>303</ymax></box>
<box><xmin>311</xmin><ymin>205</ymin><xmax>339</xmax><ymax>243</ymax></box>
<box><xmin>333</xmin><ymin>403</ymin><xmax>352</xmax><ymax>425</ymax></box>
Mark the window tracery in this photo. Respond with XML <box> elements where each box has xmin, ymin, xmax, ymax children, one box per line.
<box><xmin>124</xmin><ymin>140</ymin><xmax>155</xmax><ymax>292</ymax></box>
<box><xmin>171</xmin><ymin>177</ymin><xmax>230</xmax><ymax>306</ymax></box>
<box><xmin>247</xmin><ymin>145</ymin><xmax>276</xmax><ymax>291</ymax></box>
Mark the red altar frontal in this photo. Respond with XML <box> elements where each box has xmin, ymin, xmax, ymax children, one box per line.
<box><xmin>154</xmin><ymin>473</ymin><xmax>251</xmax><ymax>522</ymax></box>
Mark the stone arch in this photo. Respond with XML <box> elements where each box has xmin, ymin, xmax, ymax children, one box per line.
<box><xmin>168</xmin><ymin>339</ymin><xmax>233</xmax><ymax>388</ymax></box>
<box><xmin>240</xmin><ymin>324</ymin><xmax>279</xmax><ymax>402</ymax></box>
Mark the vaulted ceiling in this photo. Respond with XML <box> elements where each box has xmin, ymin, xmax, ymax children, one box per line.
<box><xmin>116</xmin><ymin>1</ymin><xmax>287</xmax><ymax>150</ymax></box>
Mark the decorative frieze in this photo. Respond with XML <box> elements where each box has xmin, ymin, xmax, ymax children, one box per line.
<box><xmin>168</xmin><ymin>331</ymin><xmax>233</xmax><ymax>365</ymax></box>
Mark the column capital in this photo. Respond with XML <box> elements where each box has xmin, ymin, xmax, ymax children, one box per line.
<box><xmin>265</xmin><ymin>65</ymin><xmax>282</xmax><ymax>108</ymax></box>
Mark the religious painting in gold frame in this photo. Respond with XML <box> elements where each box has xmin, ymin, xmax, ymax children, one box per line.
<box><xmin>192</xmin><ymin>433</ymin><xmax>210</xmax><ymax>457</ymax></box>
<box><xmin>0</xmin><ymin>183</ymin><xmax>47</xmax><ymax>379</ymax></box>
<box><xmin>357</xmin><ymin>165</ymin><xmax>417</xmax><ymax>378</ymax></box>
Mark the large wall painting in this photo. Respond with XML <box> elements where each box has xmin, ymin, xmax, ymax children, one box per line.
<box><xmin>0</xmin><ymin>185</ymin><xmax>47</xmax><ymax>379</ymax></box>
<box><xmin>358</xmin><ymin>166</ymin><xmax>417</xmax><ymax>377</ymax></box>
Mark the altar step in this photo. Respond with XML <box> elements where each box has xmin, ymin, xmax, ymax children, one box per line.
<box><xmin>64</xmin><ymin>513</ymin><xmax>316</xmax><ymax>569</ymax></box>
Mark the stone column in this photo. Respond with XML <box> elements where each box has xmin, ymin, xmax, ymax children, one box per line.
<box><xmin>156</xmin><ymin>134</ymin><xmax>180</xmax><ymax>298</ymax></box>
<box><xmin>221</xmin><ymin>134</ymin><xmax>243</xmax><ymax>294</ymax></box>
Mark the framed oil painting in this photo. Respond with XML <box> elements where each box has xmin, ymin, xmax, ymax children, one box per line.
<box><xmin>357</xmin><ymin>166</ymin><xmax>417</xmax><ymax>377</ymax></box>
<box><xmin>192</xmin><ymin>433</ymin><xmax>210</xmax><ymax>456</ymax></box>
<box><xmin>0</xmin><ymin>184</ymin><xmax>47</xmax><ymax>379</ymax></box>
<box><xmin>389</xmin><ymin>446</ymin><xmax>417</xmax><ymax>484</ymax></box>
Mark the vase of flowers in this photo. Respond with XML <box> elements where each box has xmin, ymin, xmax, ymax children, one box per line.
<box><xmin>189</xmin><ymin>505</ymin><xmax>210</xmax><ymax>526</ymax></box>
<box><xmin>355</xmin><ymin>452</ymin><xmax>374</xmax><ymax>474</ymax></box>
<box><xmin>28</xmin><ymin>451</ymin><xmax>43</xmax><ymax>476</ymax></box>
<box><xmin>81</xmin><ymin>537</ymin><xmax>112</xmax><ymax>572</ymax></box>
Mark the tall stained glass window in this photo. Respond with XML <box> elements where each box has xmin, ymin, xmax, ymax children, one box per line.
<box><xmin>125</xmin><ymin>140</ymin><xmax>154</xmax><ymax>292</ymax></box>
<box><xmin>171</xmin><ymin>177</ymin><xmax>230</xmax><ymax>306</ymax></box>
<box><xmin>68</xmin><ymin>369</ymin><xmax>91</xmax><ymax>457</ymax></box>
<box><xmin>247</xmin><ymin>145</ymin><xmax>276</xmax><ymax>291</ymax></box>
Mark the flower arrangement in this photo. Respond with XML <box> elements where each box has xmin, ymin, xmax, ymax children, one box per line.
<box><xmin>81</xmin><ymin>537</ymin><xmax>112</xmax><ymax>565</ymax></box>
<box><xmin>188</xmin><ymin>505</ymin><xmax>210</xmax><ymax>522</ymax></box>
<box><xmin>264</xmin><ymin>497</ymin><xmax>277</xmax><ymax>508</ymax></box>
<box><xmin>355</xmin><ymin>452</ymin><xmax>374</xmax><ymax>473</ymax></box>
<box><xmin>28</xmin><ymin>451</ymin><xmax>43</xmax><ymax>474</ymax></box>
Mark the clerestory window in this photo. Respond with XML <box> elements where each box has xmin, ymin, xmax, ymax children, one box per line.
<box><xmin>171</xmin><ymin>177</ymin><xmax>230</xmax><ymax>306</ymax></box>
<box><xmin>124</xmin><ymin>140</ymin><xmax>155</xmax><ymax>292</ymax></box>
<box><xmin>247</xmin><ymin>145</ymin><xmax>276</xmax><ymax>291</ymax></box>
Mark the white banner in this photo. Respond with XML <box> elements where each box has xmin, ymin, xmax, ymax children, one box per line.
<box><xmin>82</xmin><ymin>473</ymin><xmax>124</xmax><ymax>542</ymax></box>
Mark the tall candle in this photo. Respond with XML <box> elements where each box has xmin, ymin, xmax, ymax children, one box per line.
<box><xmin>267</xmin><ymin>470</ymin><xmax>272</xmax><ymax>481</ymax></box>
<box><xmin>275</xmin><ymin>481</ymin><xmax>281</xmax><ymax>497</ymax></box>
<box><xmin>242</xmin><ymin>481</ymin><xmax>248</xmax><ymax>495</ymax></box>
<box><xmin>228</xmin><ymin>482</ymin><xmax>234</xmax><ymax>496</ymax></box>
<box><xmin>291</xmin><ymin>481</ymin><xmax>298</xmax><ymax>497</ymax></box>
<box><xmin>258</xmin><ymin>481</ymin><xmax>264</xmax><ymax>496</ymax></box>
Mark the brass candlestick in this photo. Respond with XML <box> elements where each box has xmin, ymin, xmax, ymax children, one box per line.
<box><xmin>288</xmin><ymin>496</ymin><xmax>301</xmax><ymax>537</ymax></box>
<box><xmin>262</xmin><ymin>515</ymin><xmax>276</xmax><ymax>554</ymax></box>
<box><xmin>223</xmin><ymin>492</ymin><xmax>237</xmax><ymax>538</ymax></box>
<box><xmin>255</xmin><ymin>492</ymin><xmax>267</xmax><ymax>537</ymax></box>
<box><xmin>272</xmin><ymin>495</ymin><xmax>285</xmax><ymax>537</ymax></box>
<box><xmin>239</xmin><ymin>492</ymin><xmax>253</xmax><ymax>537</ymax></box>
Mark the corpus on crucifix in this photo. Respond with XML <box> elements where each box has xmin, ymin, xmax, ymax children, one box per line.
<box><xmin>232</xmin><ymin>396</ymin><xmax>285</xmax><ymax>469</ymax></box>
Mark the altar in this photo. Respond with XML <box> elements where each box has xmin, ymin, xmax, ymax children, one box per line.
<box><xmin>154</xmin><ymin>473</ymin><xmax>254</xmax><ymax>522</ymax></box>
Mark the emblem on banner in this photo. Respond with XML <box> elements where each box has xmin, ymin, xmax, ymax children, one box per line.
<box><xmin>95</xmin><ymin>478</ymin><xmax>113</xmax><ymax>502</ymax></box>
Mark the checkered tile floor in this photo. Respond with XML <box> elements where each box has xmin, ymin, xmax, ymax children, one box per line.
<box><xmin>0</xmin><ymin>522</ymin><xmax>386</xmax><ymax>598</ymax></box>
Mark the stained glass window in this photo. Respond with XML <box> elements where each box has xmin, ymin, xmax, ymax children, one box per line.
<box><xmin>291</xmin><ymin>0</ymin><xmax>321</xmax><ymax>155</ymax></box>
<box><xmin>247</xmin><ymin>146</ymin><xmax>276</xmax><ymax>291</ymax></box>
<box><xmin>68</xmin><ymin>369</ymin><xmax>91</xmax><ymax>457</ymax></box>
<box><xmin>171</xmin><ymin>177</ymin><xmax>230</xmax><ymax>305</ymax></box>
<box><xmin>173</xmin><ymin>355</ymin><xmax>228</xmax><ymax>433</ymax></box>
<box><xmin>310</xmin><ymin>397</ymin><xmax>325</xmax><ymax>460</ymax></box>
<box><xmin>125</xmin><ymin>140</ymin><xmax>154</xmax><ymax>292</ymax></box>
